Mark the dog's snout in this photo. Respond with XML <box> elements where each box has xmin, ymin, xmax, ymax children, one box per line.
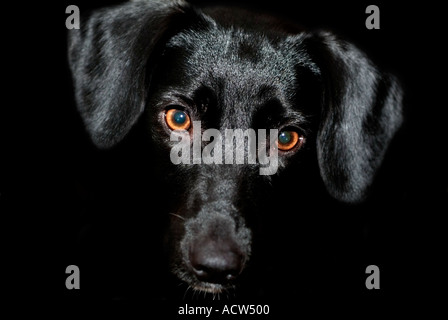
<box><xmin>179</xmin><ymin>202</ymin><xmax>252</xmax><ymax>288</ymax></box>
<box><xmin>189</xmin><ymin>238</ymin><xmax>243</xmax><ymax>284</ymax></box>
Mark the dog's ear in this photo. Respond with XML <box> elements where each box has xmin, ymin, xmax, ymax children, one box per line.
<box><xmin>68</xmin><ymin>0</ymin><xmax>194</xmax><ymax>148</ymax></box>
<box><xmin>296</xmin><ymin>31</ymin><xmax>404</xmax><ymax>203</ymax></box>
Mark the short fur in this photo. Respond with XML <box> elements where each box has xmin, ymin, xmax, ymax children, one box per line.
<box><xmin>68</xmin><ymin>0</ymin><xmax>403</xmax><ymax>295</ymax></box>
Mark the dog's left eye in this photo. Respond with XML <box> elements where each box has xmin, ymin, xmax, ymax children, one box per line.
<box><xmin>277</xmin><ymin>130</ymin><xmax>305</xmax><ymax>151</ymax></box>
<box><xmin>165</xmin><ymin>109</ymin><xmax>191</xmax><ymax>131</ymax></box>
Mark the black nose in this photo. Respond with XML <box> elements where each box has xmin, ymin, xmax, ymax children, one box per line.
<box><xmin>189</xmin><ymin>239</ymin><xmax>243</xmax><ymax>284</ymax></box>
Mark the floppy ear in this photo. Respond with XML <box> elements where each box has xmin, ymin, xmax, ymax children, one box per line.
<box><xmin>305</xmin><ymin>31</ymin><xmax>404</xmax><ymax>203</ymax></box>
<box><xmin>68</xmin><ymin>0</ymin><xmax>192</xmax><ymax>148</ymax></box>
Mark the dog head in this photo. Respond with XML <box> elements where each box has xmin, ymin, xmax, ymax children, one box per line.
<box><xmin>69</xmin><ymin>0</ymin><xmax>403</xmax><ymax>294</ymax></box>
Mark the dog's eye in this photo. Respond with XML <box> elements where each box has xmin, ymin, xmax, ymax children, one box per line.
<box><xmin>277</xmin><ymin>130</ymin><xmax>304</xmax><ymax>151</ymax></box>
<box><xmin>165</xmin><ymin>109</ymin><xmax>191</xmax><ymax>131</ymax></box>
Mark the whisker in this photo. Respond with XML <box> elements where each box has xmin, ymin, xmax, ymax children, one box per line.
<box><xmin>169</xmin><ymin>212</ymin><xmax>185</xmax><ymax>221</ymax></box>
<box><xmin>183</xmin><ymin>285</ymin><xmax>191</xmax><ymax>300</ymax></box>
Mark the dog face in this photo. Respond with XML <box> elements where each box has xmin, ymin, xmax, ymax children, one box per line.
<box><xmin>69</xmin><ymin>0</ymin><xmax>403</xmax><ymax>295</ymax></box>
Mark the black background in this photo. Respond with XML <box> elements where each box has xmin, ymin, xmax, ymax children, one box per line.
<box><xmin>2</xmin><ymin>0</ymin><xmax>446</xmax><ymax>316</ymax></box>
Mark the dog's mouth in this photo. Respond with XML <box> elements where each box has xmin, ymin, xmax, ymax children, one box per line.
<box><xmin>173</xmin><ymin>264</ymin><xmax>238</xmax><ymax>295</ymax></box>
<box><xmin>190</xmin><ymin>282</ymin><xmax>233</xmax><ymax>294</ymax></box>
<box><xmin>178</xmin><ymin>256</ymin><xmax>242</xmax><ymax>295</ymax></box>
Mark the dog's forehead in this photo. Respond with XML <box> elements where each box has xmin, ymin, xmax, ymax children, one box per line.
<box><xmin>166</xmin><ymin>26</ymin><xmax>299</xmax><ymax>95</ymax></box>
<box><xmin>163</xmin><ymin>26</ymin><xmax>311</xmax><ymax>128</ymax></box>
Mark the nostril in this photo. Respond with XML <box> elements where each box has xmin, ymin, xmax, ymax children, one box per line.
<box><xmin>192</xmin><ymin>263</ymin><xmax>239</xmax><ymax>283</ymax></box>
<box><xmin>191</xmin><ymin>264</ymin><xmax>210</xmax><ymax>280</ymax></box>
<box><xmin>225</xmin><ymin>271</ymin><xmax>238</xmax><ymax>281</ymax></box>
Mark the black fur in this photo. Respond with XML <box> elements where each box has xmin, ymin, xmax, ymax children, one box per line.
<box><xmin>68</xmin><ymin>0</ymin><xmax>403</xmax><ymax>297</ymax></box>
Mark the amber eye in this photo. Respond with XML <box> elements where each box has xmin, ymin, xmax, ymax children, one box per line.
<box><xmin>277</xmin><ymin>130</ymin><xmax>304</xmax><ymax>151</ymax></box>
<box><xmin>165</xmin><ymin>109</ymin><xmax>191</xmax><ymax>131</ymax></box>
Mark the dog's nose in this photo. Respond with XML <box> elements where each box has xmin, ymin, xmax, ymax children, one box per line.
<box><xmin>189</xmin><ymin>239</ymin><xmax>243</xmax><ymax>284</ymax></box>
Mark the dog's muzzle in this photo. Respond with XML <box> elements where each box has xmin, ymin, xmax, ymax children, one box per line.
<box><xmin>177</xmin><ymin>202</ymin><xmax>252</xmax><ymax>292</ymax></box>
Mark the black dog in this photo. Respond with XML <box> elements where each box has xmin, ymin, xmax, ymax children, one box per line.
<box><xmin>68</xmin><ymin>0</ymin><xmax>403</xmax><ymax>298</ymax></box>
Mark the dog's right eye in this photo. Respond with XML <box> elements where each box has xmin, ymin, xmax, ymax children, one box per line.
<box><xmin>165</xmin><ymin>109</ymin><xmax>191</xmax><ymax>131</ymax></box>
